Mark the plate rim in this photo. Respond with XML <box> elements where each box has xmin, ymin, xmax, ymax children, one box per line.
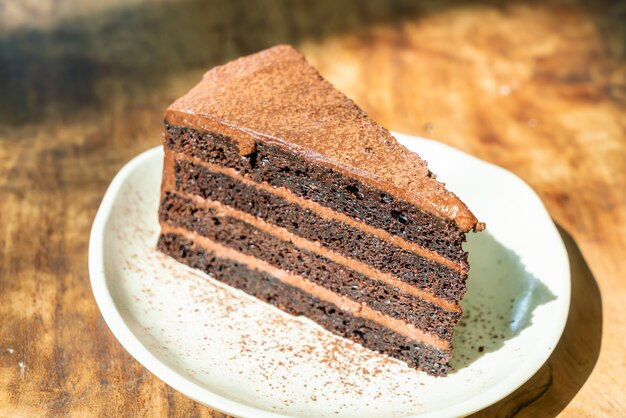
<box><xmin>89</xmin><ymin>133</ymin><xmax>571</xmax><ymax>418</ymax></box>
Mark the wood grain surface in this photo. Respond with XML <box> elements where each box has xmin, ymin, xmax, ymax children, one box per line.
<box><xmin>1</xmin><ymin>0</ymin><xmax>624</xmax><ymax>416</ymax></box>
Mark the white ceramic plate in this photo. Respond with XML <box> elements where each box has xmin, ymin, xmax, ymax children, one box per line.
<box><xmin>89</xmin><ymin>133</ymin><xmax>570</xmax><ymax>418</ymax></box>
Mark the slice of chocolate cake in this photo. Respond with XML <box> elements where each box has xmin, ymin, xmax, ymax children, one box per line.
<box><xmin>157</xmin><ymin>45</ymin><xmax>484</xmax><ymax>376</ymax></box>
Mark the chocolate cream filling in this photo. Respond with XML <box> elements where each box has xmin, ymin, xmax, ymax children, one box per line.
<box><xmin>160</xmin><ymin>191</ymin><xmax>460</xmax><ymax>311</ymax></box>
<box><xmin>164</xmin><ymin>123</ymin><xmax>474</xmax><ymax>263</ymax></box>
<box><xmin>158</xmin><ymin>232</ymin><xmax>452</xmax><ymax>376</ymax></box>
<box><xmin>165</xmin><ymin>151</ymin><xmax>469</xmax><ymax>302</ymax></box>
<box><xmin>160</xmin><ymin>224</ymin><xmax>451</xmax><ymax>352</ymax></box>
<box><xmin>160</xmin><ymin>192</ymin><xmax>463</xmax><ymax>339</ymax></box>
<box><xmin>171</xmin><ymin>151</ymin><xmax>464</xmax><ymax>272</ymax></box>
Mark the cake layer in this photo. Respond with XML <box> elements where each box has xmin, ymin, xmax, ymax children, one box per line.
<box><xmin>158</xmin><ymin>232</ymin><xmax>451</xmax><ymax>376</ymax></box>
<box><xmin>165</xmin><ymin>123</ymin><xmax>469</xmax><ymax>263</ymax></box>
<box><xmin>170</xmin><ymin>152</ymin><xmax>463</xmax><ymax>272</ymax></box>
<box><xmin>159</xmin><ymin>191</ymin><xmax>463</xmax><ymax>339</ymax></box>
<box><xmin>170</xmin><ymin>158</ymin><xmax>468</xmax><ymax>301</ymax></box>
<box><xmin>159</xmin><ymin>192</ymin><xmax>461</xmax><ymax>310</ymax></box>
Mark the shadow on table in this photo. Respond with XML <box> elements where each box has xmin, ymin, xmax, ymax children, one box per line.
<box><xmin>467</xmin><ymin>225</ymin><xmax>602</xmax><ymax>417</ymax></box>
<box><xmin>0</xmin><ymin>0</ymin><xmax>427</xmax><ymax>125</ymax></box>
<box><xmin>3</xmin><ymin>0</ymin><xmax>622</xmax><ymax>127</ymax></box>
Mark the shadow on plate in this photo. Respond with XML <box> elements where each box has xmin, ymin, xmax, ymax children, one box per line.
<box><xmin>449</xmin><ymin>231</ymin><xmax>556</xmax><ymax>371</ymax></box>
<box><xmin>468</xmin><ymin>225</ymin><xmax>602</xmax><ymax>417</ymax></box>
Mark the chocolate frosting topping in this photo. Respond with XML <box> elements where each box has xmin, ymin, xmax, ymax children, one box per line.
<box><xmin>166</xmin><ymin>45</ymin><xmax>482</xmax><ymax>232</ymax></box>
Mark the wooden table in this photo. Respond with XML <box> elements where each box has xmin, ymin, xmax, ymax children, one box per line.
<box><xmin>1</xmin><ymin>1</ymin><xmax>624</xmax><ymax>416</ymax></box>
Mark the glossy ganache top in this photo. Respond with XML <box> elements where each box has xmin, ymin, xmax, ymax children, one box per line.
<box><xmin>165</xmin><ymin>45</ymin><xmax>483</xmax><ymax>232</ymax></box>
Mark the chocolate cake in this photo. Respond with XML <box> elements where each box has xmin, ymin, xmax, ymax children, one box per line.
<box><xmin>157</xmin><ymin>45</ymin><xmax>484</xmax><ymax>376</ymax></box>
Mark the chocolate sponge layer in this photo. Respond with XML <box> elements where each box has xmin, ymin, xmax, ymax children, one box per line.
<box><xmin>174</xmin><ymin>160</ymin><xmax>468</xmax><ymax>302</ymax></box>
<box><xmin>165</xmin><ymin>124</ymin><xmax>468</xmax><ymax>264</ymax></box>
<box><xmin>158</xmin><ymin>232</ymin><xmax>452</xmax><ymax>376</ymax></box>
<box><xmin>160</xmin><ymin>191</ymin><xmax>462</xmax><ymax>340</ymax></box>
